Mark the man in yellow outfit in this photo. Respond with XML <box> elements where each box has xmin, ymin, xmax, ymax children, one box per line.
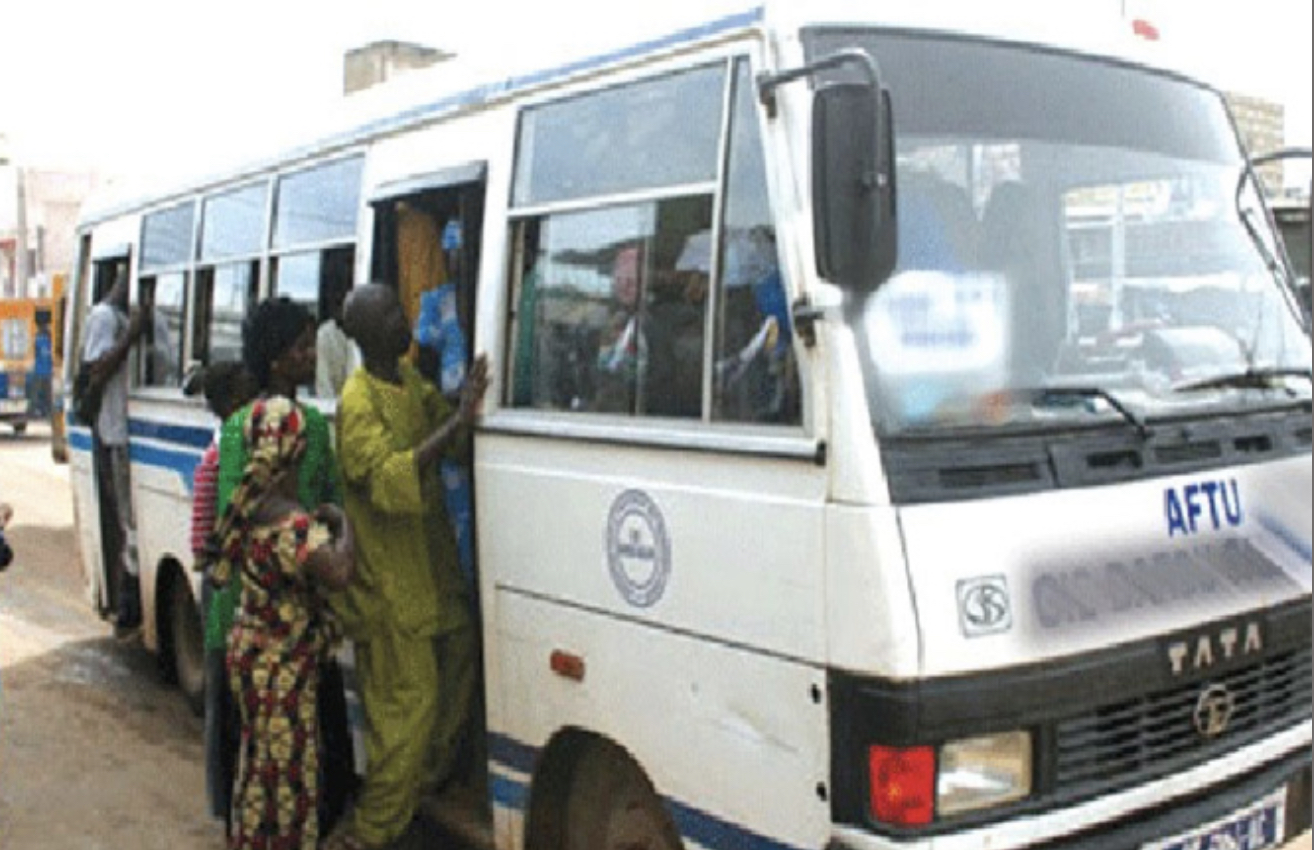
<box><xmin>331</xmin><ymin>283</ymin><xmax>488</xmax><ymax>850</ymax></box>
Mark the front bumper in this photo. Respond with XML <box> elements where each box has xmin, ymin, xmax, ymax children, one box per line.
<box><xmin>830</xmin><ymin>731</ymin><xmax>1310</xmax><ymax>850</ymax></box>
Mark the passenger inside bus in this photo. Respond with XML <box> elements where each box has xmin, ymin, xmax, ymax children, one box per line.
<box><xmin>981</xmin><ymin>180</ymin><xmax>1066</xmax><ymax>383</ymax></box>
<box><xmin>644</xmin><ymin>263</ymin><xmax>707</xmax><ymax>418</ymax></box>
<box><xmin>714</xmin><ymin>226</ymin><xmax>796</xmax><ymax>423</ymax></box>
<box><xmin>595</xmin><ymin>244</ymin><xmax>646</xmax><ymax>413</ymax></box>
<box><xmin>394</xmin><ymin>201</ymin><xmax>447</xmax><ymax>364</ymax></box>
<box><xmin>415</xmin><ymin>218</ymin><xmax>476</xmax><ymax>588</ymax></box>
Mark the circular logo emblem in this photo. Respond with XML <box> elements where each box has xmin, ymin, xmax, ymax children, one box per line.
<box><xmin>1193</xmin><ymin>683</ymin><xmax>1235</xmax><ymax>739</ymax></box>
<box><xmin>606</xmin><ymin>490</ymin><xmax>671</xmax><ymax>608</ymax></box>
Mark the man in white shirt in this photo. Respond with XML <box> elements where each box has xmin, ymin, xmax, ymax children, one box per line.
<box><xmin>315</xmin><ymin>275</ymin><xmax>354</xmax><ymax>400</ymax></box>
<box><xmin>82</xmin><ymin>269</ymin><xmax>146</xmax><ymax>637</ymax></box>
<box><xmin>315</xmin><ymin>316</ymin><xmax>352</xmax><ymax>399</ymax></box>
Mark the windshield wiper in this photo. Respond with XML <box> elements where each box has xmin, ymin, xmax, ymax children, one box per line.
<box><xmin>1173</xmin><ymin>366</ymin><xmax>1313</xmax><ymax>394</ymax></box>
<box><xmin>1030</xmin><ymin>386</ymin><xmax>1151</xmax><ymax>439</ymax></box>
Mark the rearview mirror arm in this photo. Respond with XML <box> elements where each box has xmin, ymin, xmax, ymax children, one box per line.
<box><xmin>757</xmin><ymin>49</ymin><xmax>880</xmax><ymax>119</ymax></box>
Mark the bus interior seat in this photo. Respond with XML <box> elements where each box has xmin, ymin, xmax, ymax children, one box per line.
<box><xmin>897</xmin><ymin>172</ymin><xmax>980</xmax><ymax>273</ymax></box>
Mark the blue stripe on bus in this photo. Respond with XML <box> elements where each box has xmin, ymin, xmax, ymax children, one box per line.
<box><xmin>667</xmin><ymin>798</ymin><xmax>808</xmax><ymax>850</ymax></box>
<box><xmin>490</xmin><ymin>773</ymin><xmax>530</xmax><ymax>811</ymax></box>
<box><xmin>67</xmin><ymin>422</ymin><xmax>203</xmax><ymax>495</ymax></box>
<box><xmin>292</xmin><ymin>8</ymin><xmax>767</xmax><ymax>160</ymax></box>
<box><xmin>501</xmin><ymin>8</ymin><xmax>765</xmax><ymax>95</ymax></box>
<box><xmin>81</xmin><ymin>6</ymin><xmax>766</xmax><ymax>227</ymax></box>
<box><xmin>128</xmin><ymin>418</ymin><xmax>213</xmax><ymax>450</ymax></box>
<box><xmin>69</xmin><ymin>428</ymin><xmax>93</xmax><ymax>452</ymax></box>
<box><xmin>129</xmin><ymin>442</ymin><xmax>200</xmax><ymax>495</ymax></box>
<box><xmin>487</xmin><ymin>731</ymin><xmax>808</xmax><ymax>850</ymax></box>
<box><xmin>487</xmin><ymin>731</ymin><xmax>539</xmax><ymax>774</ymax></box>
<box><xmin>1256</xmin><ymin>513</ymin><xmax>1313</xmax><ymax>563</ymax></box>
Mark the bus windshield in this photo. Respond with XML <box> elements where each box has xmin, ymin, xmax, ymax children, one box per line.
<box><xmin>806</xmin><ymin>30</ymin><xmax>1312</xmax><ymax>436</ymax></box>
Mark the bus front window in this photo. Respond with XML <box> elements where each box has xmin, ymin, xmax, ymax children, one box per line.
<box><xmin>805</xmin><ymin>31</ymin><xmax>1311</xmax><ymax>436</ymax></box>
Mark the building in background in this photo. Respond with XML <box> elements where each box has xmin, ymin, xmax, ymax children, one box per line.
<box><xmin>1</xmin><ymin>154</ymin><xmax>100</xmax><ymax>299</ymax></box>
<box><xmin>1225</xmin><ymin>92</ymin><xmax>1288</xmax><ymax>194</ymax></box>
<box><xmin>344</xmin><ymin>40</ymin><xmax>452</xmax><ymax>95</ymax></box>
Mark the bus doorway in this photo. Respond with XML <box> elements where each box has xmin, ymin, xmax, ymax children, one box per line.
<box><xmin>367</xmin><ymin>169</ymin><xmax>492</xmax><ymax>839</ymax></box>
<box><xmin>79</xmin><ymin>253</ymin><xmax>132</xmax><ymax>622</ymax></box>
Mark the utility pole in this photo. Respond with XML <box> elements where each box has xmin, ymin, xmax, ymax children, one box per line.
<box><xmin>0</xmin><ymin>134</ymin><xmax>30</xmax><ymax>299</ymax></box>
<box><xmin>14</xmin><ymin>164</ymin><xmax>29</xmax><ymax>299</ymax></box>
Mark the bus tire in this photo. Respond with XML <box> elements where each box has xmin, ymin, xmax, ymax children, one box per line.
<box><xmin>559</xmin><ymin>739</ymin><xmax>683</xmax><ymax>850</ymax></box>
<box><xmin>167</xmin><ymin>574</ymin><xmax>206</xmax><ymax>717</ymax></box>
<box><xmin>11</xmin><ymin>422</ymin><xmax>26</xmax><ymax>435</ymax></box>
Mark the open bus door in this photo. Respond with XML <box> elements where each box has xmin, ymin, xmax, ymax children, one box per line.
<box><xmin>69</xmin><ymin>244</ymin><xmax>133</xmax><ymax>620</ymax></box>
<box><xmin>367</xmin><ymin>163</ymin><xmax>492</xmax><ymax>840</ymax></box>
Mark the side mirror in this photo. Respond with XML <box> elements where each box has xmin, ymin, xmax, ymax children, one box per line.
<box><xmin>812</xmin><ymin>83</ymin><xmax>896</xmax><ymax>290</ymax></box>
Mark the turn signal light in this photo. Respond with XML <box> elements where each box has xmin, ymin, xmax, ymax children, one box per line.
<box><xmin>868</xmin><ymin>745</ymin><xmax>935</xmax><ymax>826</ymax></box>
<box><xmin>549</xmin><ymin>649</ymin><xmax>585</xmax><ymax>682</ymax></box>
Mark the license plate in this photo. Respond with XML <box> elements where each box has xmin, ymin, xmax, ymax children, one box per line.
<box><xmin>1142</xmin><ymin>788</ymin><xmax>1285</xmax><ymax>850</ymax></box>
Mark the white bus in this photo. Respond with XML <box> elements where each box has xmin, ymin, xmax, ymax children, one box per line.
<box><xmin>65</xmin><ymin>3</ymin><xmax>1312</xmax><ymax>848</ymax></box>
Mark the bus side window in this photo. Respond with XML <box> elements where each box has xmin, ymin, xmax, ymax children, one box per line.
<box><xmin>505</xmin><ymin>63</ymin><xmax>725</xmax><ymax>418</ymax></box>
<box><xmin>270</xmin><ymin>245</ymin><xmax>355</xmax><ymax>399</ymax></box>
<box><xmin>193</xmin><ymin>262</ymin><xmax>258</xmax><ymax>367</ymax></box>
<box><xmin>712</xmin><ymin>59</ymin><xmax>798</xmax><ymax>426</ymax></box>
<box><xmin>508</xmin><ymin>197</ymin><xmax>713</xmax><ymax>417</ymax></box>
<box><xmin>505</xmin><ymin>58</ymin><xmax>799</xmax><ymax>426</ymax></box>
<box><xmin>138</xmin><ymin>201</ymin><xmax>194</xmax><ymax>389</ymax></box>
<box><xmin>196</xmin><ymin>182</ymin><xmax>268</xmax><ymax>371</ymax></box>
<box><xmin>269</xmin><ymin>157</ymin><xmax>363</xmax><ymax>400</ymax></box>
<box><xmin>135</xmin><ymin>273</ymin><xmax>186</xmax><ymax>389</ymax></box>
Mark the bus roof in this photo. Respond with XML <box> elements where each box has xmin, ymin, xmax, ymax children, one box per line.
<box><xmin>79</xmin><ymin>0</ymin><xmax>1204</xmax><ymax>228</ymax></box>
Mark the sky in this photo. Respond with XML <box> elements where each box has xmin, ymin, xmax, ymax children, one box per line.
<box><xmin>0</xmin><ymin>0</ymin><xmax>1309</xmax><ymax>186</ymax></box>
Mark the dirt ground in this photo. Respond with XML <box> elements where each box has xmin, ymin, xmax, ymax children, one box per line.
<box><xmin>0</xmin><ymin>425</ymin><xmax>223</xmax><ymax>850</ymax></box>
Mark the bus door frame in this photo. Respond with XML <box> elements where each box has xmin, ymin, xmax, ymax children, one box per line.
<box><xmin>79</xmin><ymin>243</ymin><xmax>133</xmax><ymax>619</ymax></box>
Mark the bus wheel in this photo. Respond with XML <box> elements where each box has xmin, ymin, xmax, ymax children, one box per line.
<box><xmin>561</xmin><ymin>740</ymin><xmax>683</xmax><ymax>850</ymax></box>
<box><xmin>12</xmin><ymin>422</ymin><xmax>26</xmax><ymax>435</ymax></box>
<box><xmin>168</xmin><ymin>576</ymin><xmax>206</xmax><ymax>717</ymax></box>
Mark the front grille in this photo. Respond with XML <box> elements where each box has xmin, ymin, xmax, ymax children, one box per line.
<box><xmin>1055</xmin><ymin>648</ymin><xmax>1312</xmax><ymax>797</ymax></box>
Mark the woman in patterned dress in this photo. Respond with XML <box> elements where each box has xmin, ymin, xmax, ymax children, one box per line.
<box><xmin>211</xmin><ymin>396</ymin><xmax>355</xmax><ymax>850</ymax></box>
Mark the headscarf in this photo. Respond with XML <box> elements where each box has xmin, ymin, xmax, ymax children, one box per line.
<box><xmin>208</xmin><ymin>396</ymin><xmax>307</xmax><ymax>588</ymax></box>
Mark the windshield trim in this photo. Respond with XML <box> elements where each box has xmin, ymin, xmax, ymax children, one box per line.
<box><xmin>802</xmin><ymin>25</ymin><xmax>1229</xmax><ymax>112</ymax></box>
<box><xmin>881</xmin><ymin>404</ymin><xmax>1311</xmax><ymax>504</ymax></box>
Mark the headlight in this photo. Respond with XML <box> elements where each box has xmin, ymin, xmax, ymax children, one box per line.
<box><xmin>937</xmin><ymin>731</ymin><xmax>1032</xmax><ymax>816</ymax></box>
